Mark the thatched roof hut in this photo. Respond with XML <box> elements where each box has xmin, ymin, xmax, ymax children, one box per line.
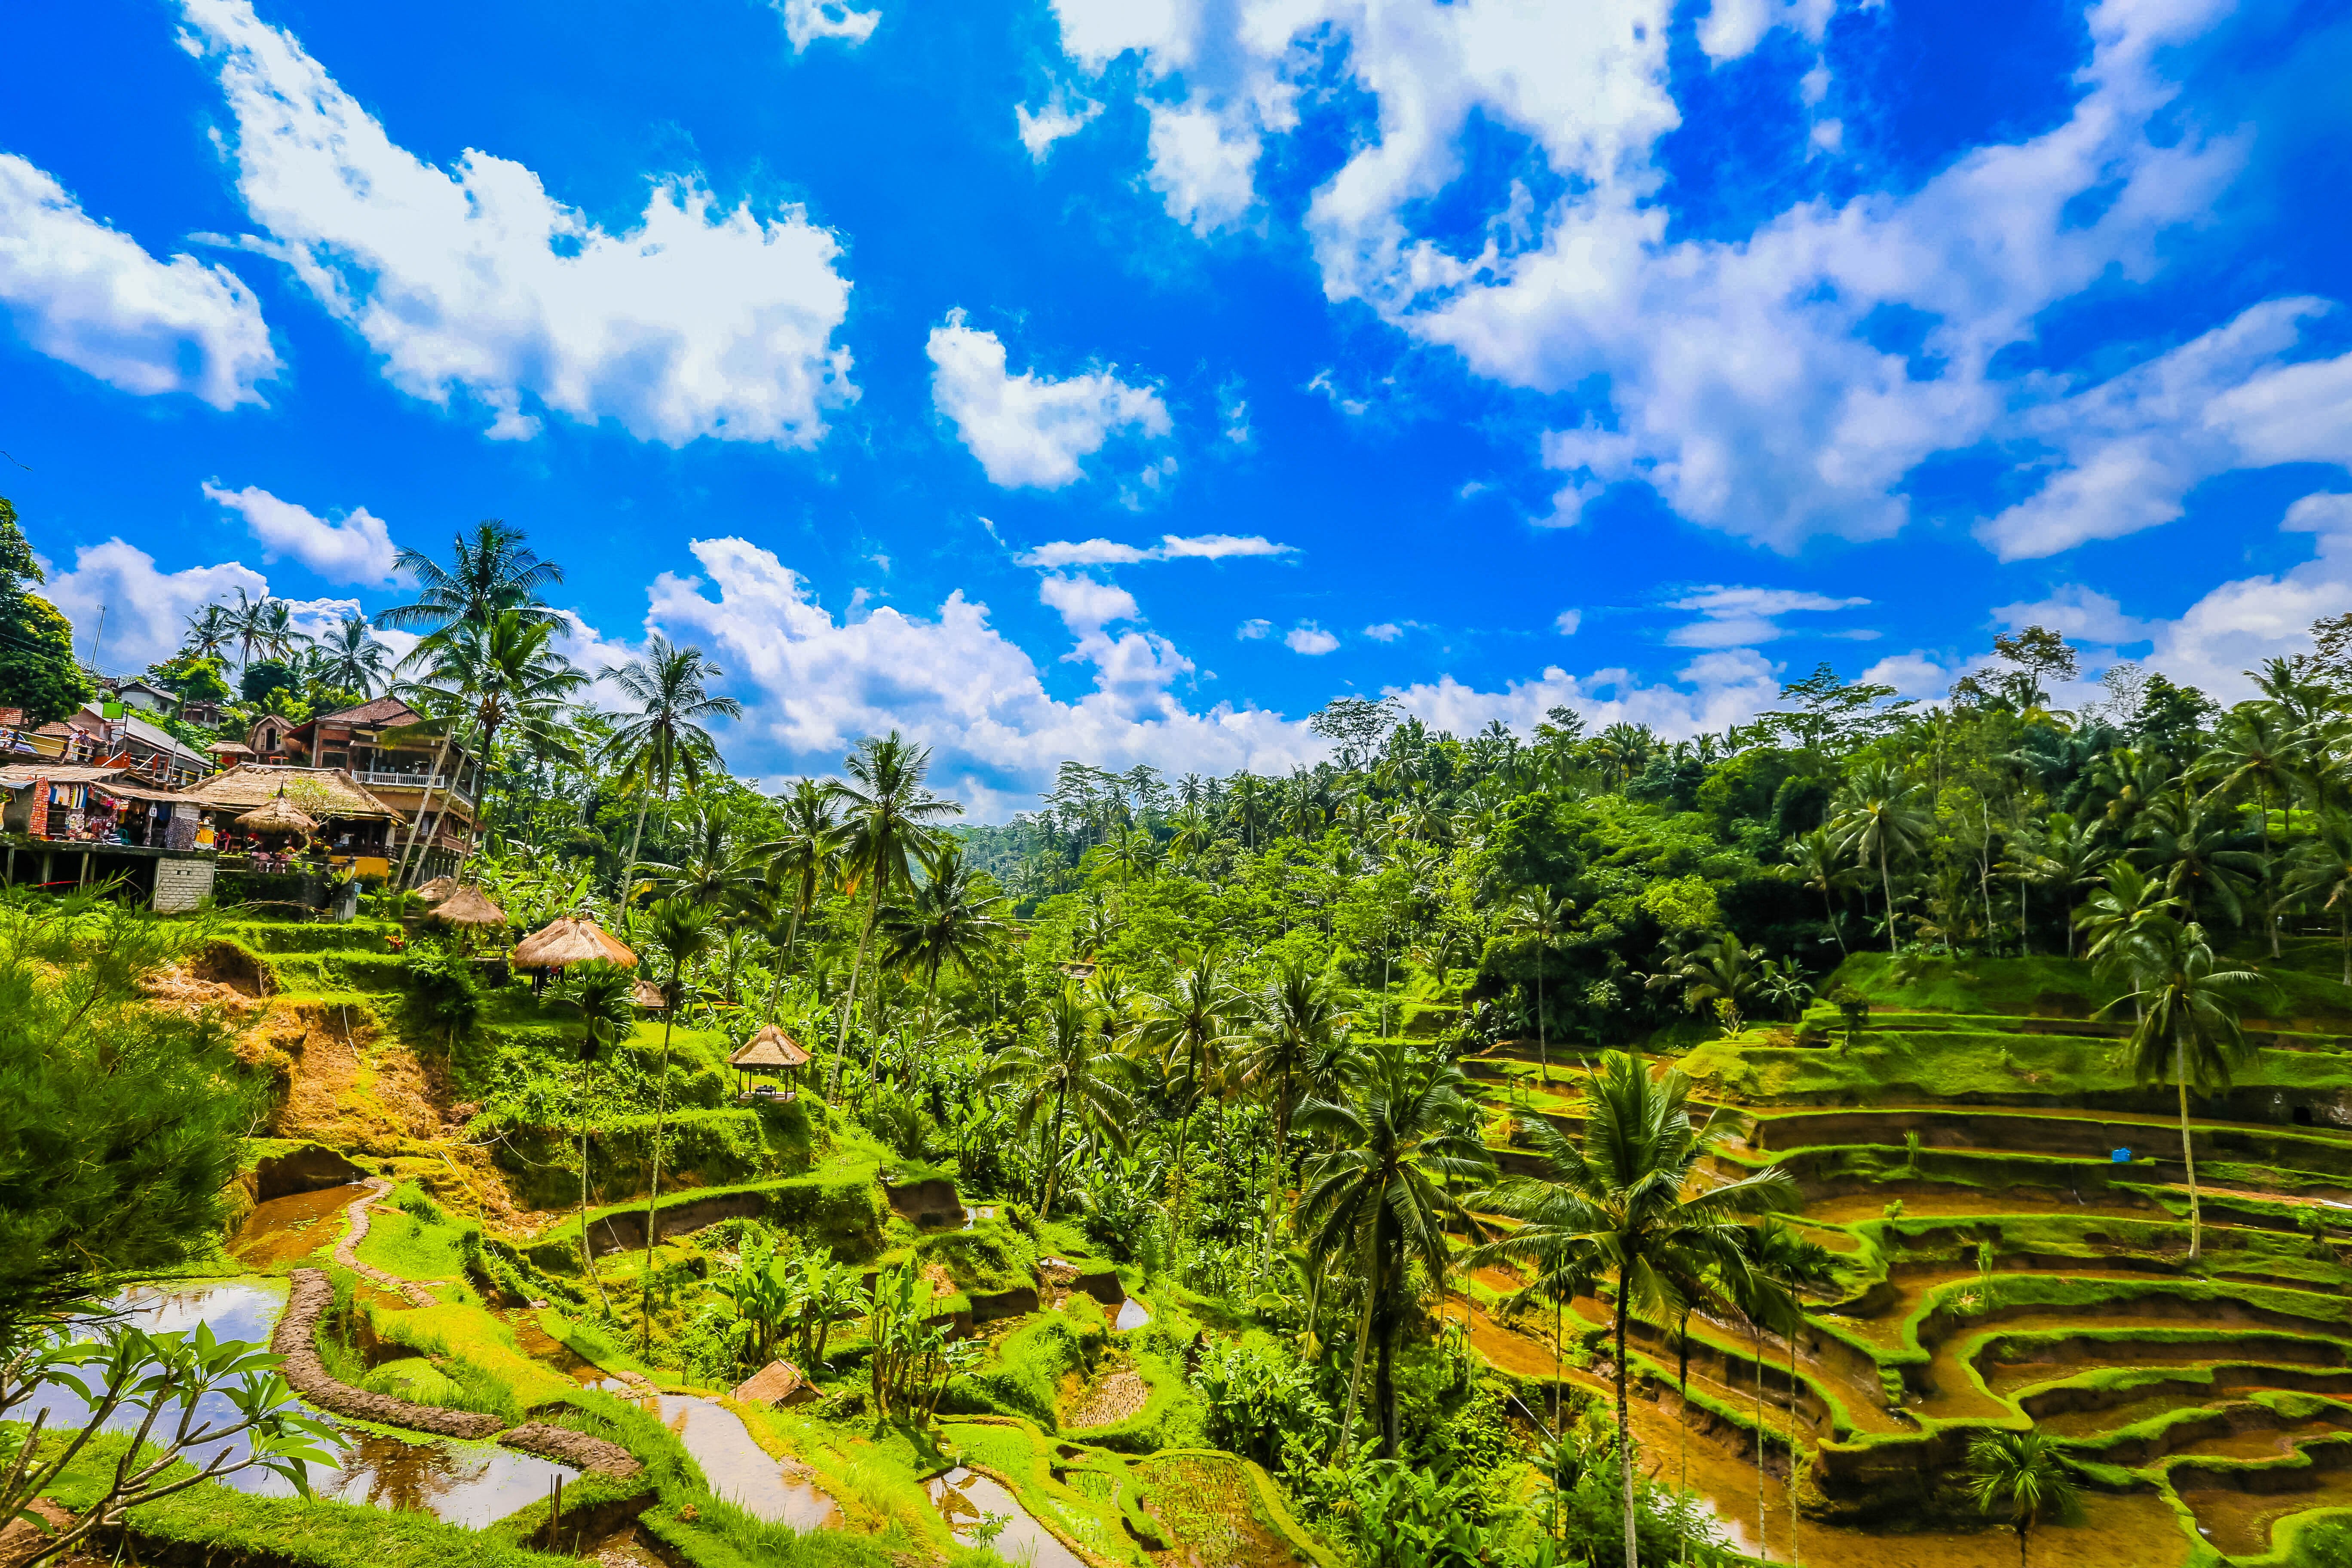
<box><xmin>731</xmin><ymin>1360</ymin><xmax>816</xmax><ymax>1407</ymax></box>
<box><xmin>181</xmin><ymin>763</ymin><xmax>396</xmax><ymax>821</ymax></box>
<box><xmin>414</xmin><ymin>876</ymin><xmax>457</xmax><ymax>904</ymax></box>
<box><xmin>236</xmin><ymin>794</ymin><xmax>317</xmax><ymax>835</ymax></box>
<box><xmin>631</xmin><ymin>976</ymin><xmax>668</xmax><ymax>1010</ymax></box>
<box><xmin>512</xmin><ymin>914</ymin><xmax>637</xmax><ymax>971</ymax></box>
<box><xmin>426</xmin><ymin>885</ymin><xmax>508</xmax><ymax>927</ymax></box>
<box><xmin>729</xmin><ymin>1024</ymin><xmax>808</xmax><ymax>1096</ymax></box>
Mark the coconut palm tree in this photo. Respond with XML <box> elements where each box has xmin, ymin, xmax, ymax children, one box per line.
<box><xmin>181</xmin><ymin>603</ymin><xmax>234</xmax><ymax>663</ymax></box>
<box><xmin>1655</xmin><ymin>930</ymin><xmax>1763</xmax><ymax>1035</ymax></box>
<box><xmin>378</xmin><ymin>520</ymin><xmax>564</xmax><ymax>645</ymax></box>
<box><xmin>1293</xmin><ymin>1039</ymin><xmax>1494</xmax><ymax>1462</ymax></box>
<box><xmin>2200</xmin><ymin>708</ymin><xmax>2298</xmax><ymax>953</ymax></box>
<box><xmin>1501</xmin><ymin>886</ymin><xmax>1571</xmax><ymax>1083</ymax></box>
<box><xmin>1236</xmin><ymin>960</ymin><xmax>1348</xmax><ymax>1245</ymax></box>
<box><xmin>1831</xmin><ymin>763</ymin><xmax>1932</xmax><ymax>955</ymax></box>
<box><xmin>825</xmin><ymin>733</ymin><xmax>962</xmax><ymax>1097</ymax></box>
<box><xmin>980</xmin><ymin>985</ymin><xmax>1134</xmax><ymax>1220</ymax></box>
<box><xmin>758</xmin><ymin>778</ymin><xmax>843</xmax><ymax>978</ymax></box>
<box><xmin>1468</xmin><ymin>1052</ymin><xmax>1797</xmax><ymax>1568</ymax></box>
<box><xmin>2288</xmin><ymin>812</ymin><xmax>2352</xmax><ymax>985</ymax></box>
<box><xmin>2104</xmin><ymin>919</ymin><xmax>2264</xmax><ymax>1261</ymax></box>
<box><xmin>1129</xmin><ymin>955</ymin><xmax>1245</xmax><ymax>1248</ymax></box>
<box><xmin>317</xmin><ymin>615</ymin><xmax>390</xmax><ymax>698</ymax></box>
<box><xmin>601</xmin><ymin>637</ymin><xmax>744</xmax><ymax>894</ymax></box>
<box><xmin>638</xmin><ymin>896</ymin><xmax>713</xmax><ymax>1349</ymax></box>
<box><xmin>2134</xmin><ymin>787</ymin><xmax>2264</xmax><ymax>934</ymax></box>
<box><xmin>2018</xmin><ymin>815</ymin><xmax>2106</xmax><ymax>956</ymax></box>
<box><xmin>1732</xmin><ymin>1219</ymin><xmax>1838</xmax><ymax>1565</ymax></box>
<box><xmin>1966</xmin><ymin>1427</ymin><xmax>2080</xmax><ymax>1568</ymax></box>
<box><xmin>1784</xmin><ymin>829</ymin><xmax>1855</xmax><ymax>956</ymax></box>
<box><xmin>876</xmin><ymin>843</ymin><xmax>1006</xmax><ymax>1040</ymax></box>
<box><xmin>413</xmin><ymin>610</ymin><xmax>585</xmax><ymax>878</ymax></box>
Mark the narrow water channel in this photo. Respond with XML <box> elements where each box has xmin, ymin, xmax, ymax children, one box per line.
<box><xmin>646</xmin><ymin>1393</ymin><xmax>838</xmax><ymax>1529</ymax></box>
<box><xmin>926</xmin><ymin>1465</ymin><xmax>1087</xmax><ymax>1568</ymax></box>
<box><xmin>25</xmin><ymin>1282</ymin><xmax>577</xmax><ymax>1529</ymax></box>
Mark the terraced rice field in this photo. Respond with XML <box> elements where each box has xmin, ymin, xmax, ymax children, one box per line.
<box><xmin>1462</xmin><ymin>954</ymin><xmax>2352</xmax><ymax>1567</ymax></box>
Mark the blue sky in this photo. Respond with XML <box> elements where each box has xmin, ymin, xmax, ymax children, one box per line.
<box><xmin>1</xmin><ymin>0</ymin><xmax>2347</xmax><ymax>814</ymax></box>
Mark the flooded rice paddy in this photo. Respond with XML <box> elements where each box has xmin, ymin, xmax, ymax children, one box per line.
<box><xmin>926</xmin><ymin>1465</ymin><xmax>1088</xmax><ymax>1568</ymax></box>
<box><xmin>647</xmin><ymin>1393</ymin><xmax>838</xmax><ymax>1529</ymax></box>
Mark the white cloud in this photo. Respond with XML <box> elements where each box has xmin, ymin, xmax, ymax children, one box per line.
<box><xmin>43</xmin><ymin>541</ymin><xmax>267</xmax><ymax>674</ymax></box>
<box><xmin>927</xmin><ymin>311</ymin><xmax>1172</xmax><ymax>487</ymax></box>
<box><xmin>642</xmin><ymin>537</ymin><xmax>1326</xmax><ymax>817</ymax></box>
<box><xmin>1157</xmin><ymin>533</ymin><xmax>1290</xmax><ymax>560</ymax></box>
<box><xmin>1285</xmin><ymin>623</ymin><xmax>1339</xmax><ymax>655</ymax></box>
<box><xmin>1305</xmin><ymin>369</ymin><xmax>1369</xmax><ymax>418</ymax></box>
<box><xmin>1665</xmin><ymin>584</ymin><xmax>1868</xmax><ymax>648</ymax></box>
<box><xmin>1236</xmin><ymin>618</ymin><xmax>1273</xmax><ymax>639</ymax></box>
<box><xmin>0</xmin><ymin>153</ymin><xmax>277</xmax><ymax>408</ymax></box>
<box><xmin>1013</xmin><ymin>532</ymin><xmax>1295</xmax><ymax>569</ymax></box>
<box><xmin>1859</xmin><ymin>651</ymin><xmax>1963</xmax><ymax>701</ymax></box>
<box><xmin>1016</xmin><ymin>95</ymin><xmax>1103</xmax><ymax>160</ymax></box>
<box><xmin>1976</xmin><ymin>300</ymin><xmax>2352</xmax><ymax>560</ymax></box>
<box><xmin>1991</xmin><ymin>585</ymin><xmax>2156</xmax><ymax>646</ymax></box>
<box><xmin>1387</xmin><ymin>648</ymin><xmax>1783</xmax><ymax>743</ymax></box>
<box><xmin>180</xmin><ymin>0</ymin><xmax>855</xmax><ymax>446</ymax></box>
<box><xmin>1555</xmin><ymin>608</ymin><xmax>1583</xmax><ymax>635</ymax></box>
<box><xmin>1046</xmin><ymin>0</ymin><xmax>2302</xmax><ymax>554</ymax></box>
<box><xmin>1146</xmin><ymin>98</ymin><xmax>1262</xmax><ymax>235</ymax></box>
<box><xmin>1363</xmin><ymin>622</ymin><xmax>1403</xmax><ymax>641</ymax></box>
<box><xmin>772</xmin><ymin>0</ymin><xmax>879</xmax><ymax>50</ymax></box>
<box><xmin>200</xmin><ymin>481</ymin><xmax>398</xmax><ymax>585</ymax></box>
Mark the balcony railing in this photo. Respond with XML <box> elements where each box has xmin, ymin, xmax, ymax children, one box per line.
<box><xmin>352</xmin><ymin>770</ymin><xmax>476</xmax><ymax>803</ymax></box>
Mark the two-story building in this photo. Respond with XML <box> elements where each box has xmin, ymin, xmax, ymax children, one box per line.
<box><xmin>37</xmin><ymin>707</ymin><xmax>213</xmax><ymax>787</ymax></box>
<box><xmin>278</xmin><ymin>698</ymin><xmax>481</xmax><ymax>880</ymax></box>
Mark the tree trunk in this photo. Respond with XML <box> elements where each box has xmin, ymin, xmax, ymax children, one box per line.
<box><xmin>1754</xmin><ymin>1325</ymin><xmax>1770</xmax><ymax>1563</ymax></box>
<box><xmin>829</xmin><ymin>885</ymin><xmax>881</xmax><ymax>1099</ymax></box>
<box><xmin>1786</xmin><ymin>1320</ymin><xmax>1801</xmax><ymax>1565</ymax></box>
<box><xmin>578</xmin><ymin>1058</ymin><xmax>612</xmax><ymax>1317</ymax></box>
<box><xmin>2178</xmin><ymin>1043</ymin><xmax>2202</xmax><ymax>1262</ymax></box>
<box><xmin>1041</xmin><ymin>1079</ymin><xmax>1071</xmax><ymax>1219</ymax></box>
<box><xmin>1822</xmin><ymin>883</ymin><xmax>1846</xmax><ymax>957</ymax></box>
<box><xmin>2263</xmin><ymin>789</ymin><xmax>2279</xmax><ymax>959</ymax></box>
<box><xmin>1169</xmin><ymin>1096</ymin><xmax>1196</xmax><ymax>1250</ymax></box>
<box><xmin>1536</xmin><ymin>946</ymin><xmax>1549</xmax><ymax>1085</ymax></box>
<box><xmin>1617</xmin><ymin>1285</ymin><xmax>1640</xmax><ymax>1568</ymax></box>
<box><xmin>1375</xmin><ymin>1311</ymin><xmax>1398</xmax><ymax>1460</ymax></box>
<box><xmin>639</xmin><ymin>997</ymin><xmax>675</xmax><ymax>1354</ymax></box>
<box><xmin>393</xmin><ymin>731</ymin><xmax>455</xmax><ymax>890</ymax></box>
<box><xmin>1882</xmin><ymin>840</ymin><xmax>1898</xmax><ymax>956</ymax></box>
<box><xmin>1333</xmin><ymin>1224</ymin><xmax>1381</xmax><ymax>1467</ymax></box>
<box><xmin>621</xmin><ymin>794</ymin><xmax>651</xmax><ymax>898</ymax></box>
<box><xmin>1675</xmin><ymin>1312</ymin><xmax>1692</xmax><ymax>1562</ymax></box>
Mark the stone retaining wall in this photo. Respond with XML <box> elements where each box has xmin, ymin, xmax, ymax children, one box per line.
<box><xmin>271</xmin><ymin>1269</ymin><xmax>502</xmax><ymax>1439</ymax></box>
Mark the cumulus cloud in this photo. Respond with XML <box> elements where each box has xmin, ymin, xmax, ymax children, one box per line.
<box><xmin>1991</xmin><ymin>585</ymin><xmax>2156</xmax><ymax>646</ymax></box>
<box><xmin>1555</xmin><ymin>609</ymin><xmax>1583</xmax><ymax>635</ymax></box>
<box><xmin>0</xmin><ymin>153</ymin><xmax>277</xmax><ymax>408</ymax></box>
<box><xmin>1285</xmin><ymin>623</ymin><xmax>1339</xmax><ymax>655</ymax></box>
<box><xmin>1236</xmin><ymin>618</ymin><xmax>1273</xmax><ymax>640</ymax></box>
<box><xmin>1387</xmin><ymin>648</ymin><xmax>1783</xmax><ymax>743</ymax></box>
<box><xmin>180</xmin><ymin>0</ymin><xmax>854</xmax><ymax>446</ymax></box>
<box><xmin>1044</xmin><ymin>0</ymin><xmax>2327</xmax><ymax>555</ymax></box>
<box><xmin>1976</xmin><ymin>300</ymin><xmax>2352</xmax><ymax>560</ymax></box>
<box><xmin>1016</xmin><ymin>94</ymin><xmax>1103</xmax><ymax>160</ymax></box>
<box><xmin>926</xmin><ymin>311</ymin><xmax>1171</xmax><ymax>487</ymax></box>
<box><xmin>200</xmin><ymin>481</ymin><xmax>399</xmax><ymax>585</ymax></box>
<box><xmin>771</xmin><ymin>0</ymin><xmax>879</xmax><ymax>50</ymax></box>
<box><xmin>1665</xmin><ymin>585</ymin><xmax>1869</xmax><ymax>648</ymax></box>
<box><xmin>1363</xmin><ymin>622</ymin><xmax>1403</xmax><ymax>641</ymax></box>
<box><xmin>43</xmin><ymin>541</ymin><xmax>267</xmax><ymax>674</ymax></box>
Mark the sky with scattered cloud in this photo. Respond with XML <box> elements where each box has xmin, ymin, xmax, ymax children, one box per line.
<box><xmin>1</xmin><ymin>0</ymin><xmax>2347</xmax><ymax>814</ymax></box>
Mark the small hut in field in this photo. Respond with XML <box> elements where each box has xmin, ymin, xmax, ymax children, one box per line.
<box><xmin>236</xmin><ymin>793</ymin><xmax>318</xmax><ymax>841</ymax></box>
<box><xmin>414</xmin><ymin>876</ymin><xmax>457</xmax><ymax>905</ymax></box>
<box><xmin>513</xmin><ymin>913</ymin><xmax>637</xmax><ymax>992</ymax></box>
<box><xmin>631</xmin><ymin>976</ymin><xmax>669</xmax><ymax>1011</ymax></box>
<box><xmin>728</xmin><ymin>1024</ymin><xmax>809</xmax><ymax>1099</ymax></box>
<box><xmin>425</xmin><ymin>885</ymin><xmax>508</xmax><ymax>949</ymax></box>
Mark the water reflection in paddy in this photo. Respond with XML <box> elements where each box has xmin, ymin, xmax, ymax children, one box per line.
<box><xmin>927</xmin><ymin>1466</ymin><xmax>1087</xmax><ymax>1568</ymax></box>
<box><xmin>229</xmin><ymin>1184</ymin><xmax>364</xmax><ymax>1269</ymax></box>
<box><xmin>648</xmin><ymin>1393</ymin><xmax>838</xmax><ymax>1529</ymax></box>
<box><xmin>24</xmin><ymin>1282</ymin><xmax>576</xmax><ymax>1528</ymax></box>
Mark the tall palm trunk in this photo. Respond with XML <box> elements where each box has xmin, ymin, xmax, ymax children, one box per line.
<box><xmin>393</xmin><ymin>731</ymin><xmax>455</xmax><ymax>889</ymax></box>
<box><xmin>1821</xmin><ymin>881</ymin><xmax>1846</xmax><ymax>957</ymax></box>
<box><xmin>1168</xmin><ymin>1088</ymin><xmax>1197</xmax><ymax>1251</ymax></box>
<box><xmin>639</xmin><ymin>999</ymin><xmax>676</xmax><ymax>1353</ymax></box>
<box><xmin>830</xmin><ymin>885</ymin><xmax>882</xmax><ymax>1099</ymax></box>
<box><xmin>622</xmin><ymin>793</ymin><xmax>652</xmax><ymax>894</ymax></box>
<box><xmin>1880</xmin><ymin>841</ymin><xmax>1897</xmax><ymax>956</ymax></box>
<box><xmin>1675</xmin><ymin>1311</ymin><xmax>1692</xmax><ymax>1566</ymax></box>
<box><xmin>1786</xmin><ymin>1320</ymin><xmax>1802</xmax><ymax>1565</ymax></box>
<box><xmin>2178</xmin><ymin>1035</ymin><xmax>2202</xmax><ymax>1262</ymax></box>
<box><xmin>1754</xmin><ymin>1324</ymin><xmax>1770</xmax><ymax>1563</ymax></box>
<box><xmin>2261</xmin><ymin>790</ymin><xmax>2280</xmax><ymax>958</ymax></box>
<box><xmin>454</xmin><ymin>716</ymin><xmax>502</xmax><ymax>879</ymax></box>
<box><xmin>1616</xmin><ymin>1285</ymin><xmax>1640</xmax><ymax>1568</ymax></box>
<box><xmin>1535</xmin><ymin>945</ymin><xmax>1548</xmax><ymax>1085</ymax></box>
<box><xmin>578</xmin><ymin>1060</ymin><xmax>612</xmax><ymax>1317</ymax></box>
<box><xmin>1040</xmin><ymin>1080</ymin><xmax>1071</xmax><ymax>1218</ymax></box>
<box><xmin>1334</xmin><ymin>1218</ymin><xmax>1384</xmax><ymax>1467</ymax></box>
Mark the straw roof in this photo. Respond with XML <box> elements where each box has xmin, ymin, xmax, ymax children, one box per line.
<box><xmin>426</xmin><ymin>884</ymin><xmax>508</xmax><ymax>927</ymax></box>
<box><xmin>236</xmin><ymin>795</ymin><xmax>318</xmax><ymax>834</ymax></box>
<box><xmin>414</xmin><ymin>876</ymin><xmax>457</xmax><ymax>904</ymax></box>
<box><xmin>182</xmin><ymin>763</ymin><xmax>395</xmax><ymax>821</ymax></box>
<box><xmin>512</xmin><ymin>914</ymin><xmax>637</xmax><ymax>970</ymax></box>
<box><xmin>731</xmin><ymin>1360</ymin><xmax>814</xmax><ymax>1407</ymax></box>
<box><xmin>631</xmin><ymin>977</ymin><xmax>668</xmax><ymax>1009</ymax></box>
<box><xmin>729</xmin><ymin>1024</ymin><xmax>810</xmax><ymax>1070</ymax></box>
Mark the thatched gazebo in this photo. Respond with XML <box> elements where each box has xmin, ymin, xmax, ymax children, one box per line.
<box><xmin>414</xmin><ymin>875</ymin><xmax>457</xmax><ymax>905</ymax></box>
<box><xmin>426</xmin><ymin>884</ymin><xmax>507</xmax><ymax>928</ymax></box>
<box><xmin>512</xmin><ymin>913</ymin><xmax>637</xmax><ymax>975</ymax></box>
<box><xmin>631</xmin><ymin>976</ymin><xmax>669</xmax><ymax>1011</ymax></box>
<box><xmin>236</xmin><ymin>793</ymin><xmax>318</xmax><ymax>839</ymax></box>
<box><xmin>728</xmin><ymin>1024</ymin><xmax>809</xmax><ymax>1098</ymax></box>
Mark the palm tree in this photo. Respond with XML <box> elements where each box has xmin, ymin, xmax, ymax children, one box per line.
<box><xmin>2019</xmin><ymin>815</ymin><xmax>2105</xmax><ymax>956</ymax></box>
<box><xmin>378</xmin><ymin>520</ymin><xmax>564</xmax><ymax>645</ymax></box>
<box><xmin>2200</xmin><ymin>708</ymin><xmax>2297</xmax><ymax>954</ymax></box>
<box><xmin>1785</xmin><ymin>829</ymin><xmax>1854</xmax><ymax>956</ymax></box>
<box><xmin>2104</xmin><ymin>919</ymin><xmax>2263</xmax><ymax>1261</ymax></box>
<box><xmin>1237</xmin><ymin>960</ymin><xmax>1347</xmax><ymax>1248</ymax></box>
<box><xmin>414</xmin><ymin>610</ymin><xmax>585</xmax><ymax>878</ymax></box>
<box><xmin>2134</xmin><ymin>787</ymin><xmax>2263</xmax><ymax>934</ymax></box>
<box><xmin>1104</xmin><ymin>821</ymin><xmax>1158</xmax><ymax>885</ymax></box>
<box><xmin>1227</xmin><ymin>773</ymin><xmax>1264</xmax><ymax>851</ymax></box>
<box><xmin>1737</xmin><ymin>1219</ymin><xmax>1838</xmax><ymax>1565</ymax></box>
<box><xmin>1469</xmin><ymin>1052</ymin><xmax>1796</xmax><ymax>1568</ymax></box>
<box><xmin>981</xmin><ymin>985</ymin><xmax>1133</xmax><ymax>1220</ymax></box>
<box><xmin>2288</xmin><ymin>812</ymin><xmax>2352</xmax><ymax>985</ymax></box>
<box><xmin>1292</xmin><ymin>1039</ymin><xmax>1494</xmax><ymax>1462</ymax></box>
<box><xmin>758</xmin><ymin>778</ymin><xmax>842</xmax><ymax>979</ymax></box>
<box><xmin>181</xmin><ymin>603</ymin><xmax>233</xmax><ymax>663</ymax></box>
<box><xmin>1966</xmin><ymin>1428</ymin><xmax>2080</xmax><ymax>1567</ymax></box>
<box><xmin>316</xmin><ymin>615</ymin><xmax>389</xmax><ymax>697</ymax></box>
<box><xmin>876</xmin><ymin>843</ymin><xmax>1006</xmax><ymax>1039</ymax></box>
<box><xmin>638</xmin><ymin>897</ymin><xmax>713</xmax><ymax>1349</ymax></box>
<box><xmin>1656</xmin><ymin>930</ymin><xmax>1763</xmax><ymax>1035</ymax></box>
<box><xmin>221</xmin><ymin>588</ymin><xmax>273</xmax><ymax>674</ymax></box>
<box><xmin>825</xmin><ymin>733</ymin><xmax>962</xmax><ymax>1098</ymax></box>
<box><xmin>1129</xmin><ymin>955</ymin><xmax>1244</xmax><ymax>1248</ymax></box>
<box><xmin>1501</xmin><ymin>886</ymin><xmax>1571</xmax><ymax>1084</ymax></box>
<box><xmin>552</xmin><ymin>959</ymin><xmax>637</xmax><ymax>1317</ymax></box>
<box><xmin>1831</xmin><ymin>763</ymin><xmax>1932</xmax><ymax>955</ymax></box>
<box><xmin>601</xmin><ymin>637</ymin><xmax>744</xmax><ymax>894</ymax></box>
